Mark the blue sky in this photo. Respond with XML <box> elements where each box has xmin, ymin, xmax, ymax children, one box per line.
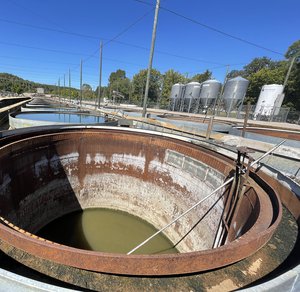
<box><xmin>0</xmin><ymin>0</ymin><xmax>299</xmax><ymax>89</ymax></box>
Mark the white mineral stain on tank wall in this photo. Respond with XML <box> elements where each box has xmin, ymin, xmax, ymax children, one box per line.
<box><xmin>149</xmin><ymin>159</ymin><xmax>211</xmax><ymax>196</ymax></box>
<box><xmin>86</xmin><ymin>154</ymin><xmax>92</xmax><ymax>164</ymax></box>
<box><xmin>86</xmin><ymin>153</ymin><xmax>146</xmax><ymax>172</ymax></box>
<box><xmin>35</xmin><ymin>154</ymin><xmax>77</xmax><ymax>178</ymax></box>
<box><xmin>149</xmin><ymin>154</ymin><xmax>225</xmax><ymax>239</ymax></box>
<box><xmin>111</xmin><ymin>153</ymin><xmax>146</xmax><ymax>172</ymax></box>
<box><xmin>94</xmin><ymin>153</ymin><xmax>106</xmax><ymax>164</ymax></box>
<box><xmin>58</xmin><ymin>152</ymin><xmax>80</xmax><ymax>176</ymax></box>
<box><xmin>60</xmin><ymin>152</ymin><xmax>79</xmax><ymax>163</ymax></box>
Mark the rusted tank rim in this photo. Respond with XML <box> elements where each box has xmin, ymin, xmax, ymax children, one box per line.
<box><xmin>0</xmin><ymin>127</ymin><xmax>282</xmax><ymax>276</ymax></box>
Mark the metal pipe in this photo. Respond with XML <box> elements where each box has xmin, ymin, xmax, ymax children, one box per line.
<box><xmin>127</xmin><ymin>139</ymin><xmax>286</xmax><ymax>255</ymax></box>
<box><xmin>250</xmin><ymin>139</ymin><xmax>286</xmax><ymax>168</ymax></box>
<box><xmin>127</xmin><ymin>177</ymin><xmax>232</xmax><ymax>255</ymax></box>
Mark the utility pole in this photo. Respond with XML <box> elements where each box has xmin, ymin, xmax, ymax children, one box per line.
<box><xmin>283</xmin><ymin>56</ymin><xmax>296</xmax><ymax>89</ymax></box>
<box><xmin>63</xmin><ymin>74</ymin><xmax>65</xmax><ymax>100</ymax></box>
<box><xmin>142</xmin><ymin>0</ymin><xmax>160</xmax><ymax>118</ymax></box>
<box><xmin>80</xmin><ymin>59</ymin><xmax>83</xmax><ymax>107</ymax></box>
<box><xmin>58</xmin><ymin>77</ymin><xmax>61</xmax><ymax>103</ymax></box>
<box><xmin>69</xmin><ymin>68</ymin><xmax>71</xmax><ymax>102</ymax></box>
<box><xmin>213</xmin><ymin>65</ymin><xmax>229</xmax><ymax>116</ymax></box>
<box><xmin>97</xmin><ymin>41</ymin><xmax>103</xmax><ymax>108</ymax></box>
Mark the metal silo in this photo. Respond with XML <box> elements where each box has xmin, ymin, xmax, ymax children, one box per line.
<box><xmin>199</xmin><ymin>79</ymin><xmax>222</xmax><ymax>111</ymax></box>
<box><xmin>181</xmin><ymin>82</ymin><xmax>201</xmax><ymax>113</ymax></box>
<box><xmin>169</xmin><ymin>83</ymin><xmax>185</xmax><ymax>111</ymax></box>
<box><xmin>222</xmin><ymin>76</ymin><xmax>249</xmax><ymax>115</ymax></box>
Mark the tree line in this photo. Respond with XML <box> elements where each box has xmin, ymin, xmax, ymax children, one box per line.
<box><xmin>1</xmin><ymin>40</ymin><xmax>299</xmax><ymax>110</ymax></box>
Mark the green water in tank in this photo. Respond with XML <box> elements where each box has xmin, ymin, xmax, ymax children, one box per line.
<box><xmin>37</xmin><ymin>208</ymin><xmax>178</xmax><ymax>255</ymax></box>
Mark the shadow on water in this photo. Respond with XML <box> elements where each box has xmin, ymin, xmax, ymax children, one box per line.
<box><xmin>37</xmin><ymin>210</ymin><xmax>92</xmax><ymax>251</ymax></box>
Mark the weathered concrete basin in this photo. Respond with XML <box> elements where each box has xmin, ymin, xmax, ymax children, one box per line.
<box><xmin>0</xmin><ymin>127</ymin><xmax>280</xmax><ymax>280</ymax></box>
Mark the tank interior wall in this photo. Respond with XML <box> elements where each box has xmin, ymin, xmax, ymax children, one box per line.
<box><xmin>0</xmin><ymin>131</ymin><xmax>228</xmax><ymax>252</ymax></box>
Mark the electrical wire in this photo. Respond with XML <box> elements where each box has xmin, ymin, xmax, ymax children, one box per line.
<box><xmin>103</xmin><ymin>9</ymin><xmax>154</xmax><ymax>47</ymax></box>
<box><xmin>0</xmin><ymin>55</ymin><xmax>79</xmax><ymax>66</ymax></box>
<box><xmin>0</xmin><ymin>41</ymin><xmax>91</xmax><ymax>57</ymax></box>
<box><xmin>0</xmin><ymin>15</ymin><xmax>229</xmax><ymax>65</ymax></box>
<box><xmin>2</xmin><ymin>0</ymin><xmax>260</xmax><ymax>87</ymax></box>
<box><xmin>7</xmin><ymin>0</ymin><xmax>67</xmax><ymax>30</ymax></box>
<box><xmin>0</xmin><ymin>18</ymin><xmax>106</xmax><ymax>41</ymax></box>
<box><xmin>133</xmin><ymin>0</ymin><xmax>284</xmax><ymax>56</ymax></box>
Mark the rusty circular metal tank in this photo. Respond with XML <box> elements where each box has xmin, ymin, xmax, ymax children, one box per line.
<box><xmin>0</xmin><ymin>126</ymin><xmax>282</xmax><ymax>280</ymax></box>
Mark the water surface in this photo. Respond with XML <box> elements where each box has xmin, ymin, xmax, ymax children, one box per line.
<box><xmin>16</xmin><ymin>112</ymin><xmax>106</xmax><ymax>124</ymax></box>
<box><xmin>38</xmin><ymin>208</ymin><xmax>178</xmax><ymax>255</ymax></box>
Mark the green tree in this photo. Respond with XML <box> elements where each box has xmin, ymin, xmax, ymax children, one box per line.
<box><xmin>108</xmin><ymin>69</ymin><xmax>130</xmax><ymax>101</ymax></box>
<box><xmin>285</xmin><ymin>40</ymin><xmax>300</xmax><ymax>60</ymax></box>
<box><xmin>82</xmin><ymin>83</ymin><xmax>95</xmax><ymax>100</ymax></box>
<box><xmin>247</xmin><ymin>66</ymin><xmax>286</xmax><ymax>101</ymax></box>
<box><xmin>243</xmin><ymin>57</ymin><xmax>278</xmax><ymax>76</ymax></box>
<box><xmin>284</xmin><ymin>40</ymin><xmax>300</xmax><ymax>109</ymax></box>
<box><xmin>131</xmin><ymin>69</ymin><xmax>162</xmax><ymax>105</ymax></box>
<box><xmin>160</xmin><ymin>69</ymin><xmax>186</xmax><ymax>108</ymax></box>
<box><xmin>189</xmin><ymin>70</ymin><xmax>212</xmax><ymax>83</ymax></box>
<box><xmin>108</xmin><ymin>69</ymin><xmax>126</xmax><ymax>84</ymax></box>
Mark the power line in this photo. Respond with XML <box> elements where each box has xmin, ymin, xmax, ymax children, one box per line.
<box><xmin>4</xmin><ymin>0</ymin><xmax>153</xmax><ymax>80</ymax></box>
<box><xmin>81</xmin><ymin>8</ymin><xmax>154</xmax><ymax>65</ymax></box>
<box><xmin>0</xmin><ymin>55</ymin><xmax>79</xmax><ymax>66</ymax></box>
<box><xmin>7</xmin><ymin>0</ymin><xmax>67</xmax><ymax>30</ymax></box>
<box><xmin>185</xmin><ymin>63</ymin><xmax>249</xmax><ymax>75</ymax></box>
<box><xmin>0</xmin><ymin>65</ymin><xmax>67</xmax><ymax>76</ymax></box>
<box><xmin>0</xmin><ymin>16</ymin><xmax>228</xmax><ymax>66</ymax></box>
<box><xmin>132</xmin><ymin>0</ymin><xmax>153</xmax><ymax>6</ymax></box>
<box><xmin>106</xmin><ymin>39</ymin><xmax>226</xmax><ymax>65</ymax></box>
<box><xmin>157</xmin><ymin>50</ymin><xmax>225</xmax><ymax>65</ymax></box>
<box><xmin>0</xmin><ymin>18</ymin><xmax>106</xmax><ymax>41</ymax></box>
<box><xmin>103</xmin><ymin>9</ymin><xmax>154</xmax><ymax>46</ymax></box>
<box><xmin>1</xmin><ymin>3</ymin><xmax>251</xmax><ymax>86</ymax></box>
<box><xmin>133</xmin><ymin>0</ymin><xmax>284</xmax><ymax>56</ymax></box>
<box><xmin>0</xmin><ymin>40</ymin><xmax>91</xmax><ymax>56</ymax></box>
